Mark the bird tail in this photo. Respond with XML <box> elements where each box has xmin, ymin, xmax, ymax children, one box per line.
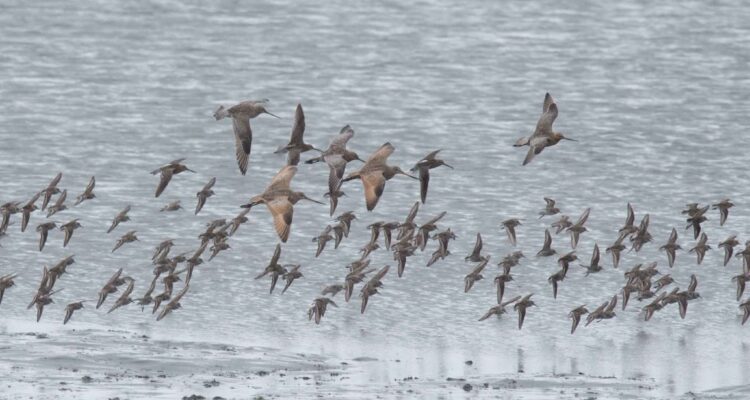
<box><xmin>213</xmin><ymin>105</ymin><xmax>228</xmax><ymax>120</ymax></box>
<box><xmin>305</xmin><ymin>156</ymin><xmax>323</xmax><ymax>164</ymax></box>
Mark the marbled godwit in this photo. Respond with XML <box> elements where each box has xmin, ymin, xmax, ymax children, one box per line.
<box><xmin>151</xmin><ymin>159</ymin><xmax>194</xmax><ymax>198</ymax></box>
<box><xmin>514</xmin><ymin>93</ymin><xmax>575</xmax><ymax>166</ymax></box>
<box><xmin>275</xmin><ymin>104</ymin><xmax>320</xmax><ymax>165</ymax></box>
<box><xmin>214</xmin><ymin>99</ymin><xmax>279</xmax><ymax>175</ymax></box>
<box><xmin>410</xmin><ymin>149</ymin><xmax>453</xmax><ymax>204</ymax></box>
<box><xmin>241</xmin><ymin>165</ymin><xmax>322</xmax><ymax>242</ymax></box>
<box><xmin>74</xmin><ymin>176</ymin><xmax>96</xmax><ymax>205</ymax></box>
<box><xmin>659</xmin><ymin>228</ymin><xmax>681</xmax><ymax>268</ymax></box>
<box><xmin>340</xmin><ymin>142</ymin><xmax>417</xmax><ymax>211</ymax></box>
<box><xmin>306</xmin><ymin>125</ymin><xmax>363</xmax><ymax>209</ymax></box>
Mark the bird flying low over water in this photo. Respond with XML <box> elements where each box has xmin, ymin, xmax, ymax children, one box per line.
<box><xmin>241</xmin><ymin>165</ymin><xmax>322</xmax><ymax>242</ymax></box>
<box><xmin>340</xmin><ymin>142</ymin><xmax>418</xmax><ymax>211</ymax></box>
<box><xmin>514</xmin><ymin>93</ymin><xmax>575</xmax><ymax>165</ymax></box>
<box><xmin>410</xmin><ymin>149</ymin><xmax>453</xmax><ymax>204</ymax></box>
<box><xmin>213</xmin><ymin>99</ymin><xmax>279</xmax><ymax>175</ymax></box>
<box><xmin>151</xmin><ymin>159</ymin><xmax>194</xmax><ymax>198</ymax></box>
<box><xmin>275</xmin><ymin>104</ymin><xmax>320</xmax><ymax>165</ymax></box>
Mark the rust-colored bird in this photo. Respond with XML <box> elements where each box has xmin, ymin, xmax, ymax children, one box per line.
<box><xmin>242</xmin><ymin>166</ymin><xmax>322</xmax><ymax>242</ymax></box>
<box><xmin>340</xmin><ymin>142</ymin><xmax>418</xmax><ymax>211</ymax></box>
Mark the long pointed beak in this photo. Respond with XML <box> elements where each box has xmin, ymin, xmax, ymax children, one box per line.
<box><xmin>265</xmin><ymin>111</ymin><xmax>280</xmax><ymax>119</ymax></box>
<box><xmin>356</xmin><ymin>157</ymin><xmax>366</xmax><ymax>163</ymax></box>
<box><xmin>563</xmin><ymin>137</ymin><xmax>577</xmax><ymax>142</ymax></box>
<box><xmin>401</xmin><ymin>172</ymin><xmax>419</xmax><ymax>180</ymax></box>
<box><xmin>443</xmin><ymin>163</ymin><xmax>455</xmax><ymax>169</ymax></box>
<box><xmin>187</xmin><ymin>168</ymin><xmax>196</xmax><ymax>173</ymax></box>
<box><xmin>306</xmin><ymin>197</ymin><xmax>325</xmax><ymax>205</ymax></box>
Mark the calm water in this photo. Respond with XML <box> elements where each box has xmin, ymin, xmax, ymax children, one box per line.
<box><xmin>1</xmin><ymin>0</ymin><xmax>750</xmax><ymax>398</ymax></box>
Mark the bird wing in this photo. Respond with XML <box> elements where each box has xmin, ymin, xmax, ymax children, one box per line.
<box><xmin>419</xmin><ymin>167</ymin><xmax>430</xmax><ymax>204</ymax></box>
<box><xmin>328</xmin><ymin>126</ymin><xmax>355</xmax><ymax>152</ymax></box>
<box><xmin>289</xmin><ymin>104</ymin><xmax>306</xmax><ymax>145</ymax></box>
<box><xmin>232</xmin><ymin>117</ymin><xmax>252</xmax><ymax>175</ymax></box>
<box><xmin>361</xmin><ymin>171</ymin><xmax>387</xmax><ymax>211</ymax></box>
<box><xmin>267</xmin><ymin>165</ymin><xmax>298</xmax><ymax>193</ymax></box>
<box><xmin>84</xmin><ymin>176</ymin><xmax>96</xmax><ymax>195</ymax></box>
<box><xmin>575</xmin><ymin>208</ymin><xmax>591</xmax><ymax>226</ymax></box>
<box><xmin>155</xmin><ymin>169</ymin><xmax>173</xmax><ymax>198</ymax></box>
<box><xmin>542</xmin><ymin>92</ymin><xmax>555</xmax><ymax>113</ymax></box>
<box><xmin>364</xmin><ymin>142</ymin><xmax>395</xmax><ymax>169</ymax></box>
<box><xmin>267</xmin><ymin>198</ymin><xmax>294</xmax><ymax>243</ymax></box>
<box><xmin>202</xmin><ymin>177</ymin><xmax>217</xmax><ymax>191</ymax></box>
<box><xmin>532</xmin><ymin>102</ymin><xmax>558</xmax><ymax>137</ymax></box>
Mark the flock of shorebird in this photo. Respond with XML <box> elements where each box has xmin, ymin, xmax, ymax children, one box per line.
<box><xmin>1</xmin><ymin>94</ymin><xmax>749</xmax><ymax>333</ymax></box>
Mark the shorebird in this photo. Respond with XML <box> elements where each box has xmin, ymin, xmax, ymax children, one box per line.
<box><xmin>586</xmin><ymin>294</ymin><xmax>617</xmax><ymax>326</ymax></box>
<box><xmin>539</xmin><ymin>198</ymin><xmax>560</xmax><ymax>218</ymax></box>
<box><xmin>712</xmin><ymin>199</ymin><xmax>733</xmax><ymax>227</ymax></box>
<box><xmin>226</xmin><ymin>209</ymin><xmax>250</xmax><ymax>236</ymax></box>
<box><xmin>494</xmin><ymin>271</ymin><xmax>513</xmax><ymax>304</ymax></box>
<box><xmin>566</xmin><ymin>208</ymin><xmax>590</xmax><ymax>249</ymax></box>
<box><xmin>580</xmin><ymin>244</ymin><xmax>602</xmax><ymax>275</ymax></box>
<box><xmin>306</xmin><ymin>125</ymin><xmax>363</xmax><ymax>209</ymax></box>
<box><xmin>464</xmin><ymin>257</ymin><xmax>489</xmax><ymax>293</ymax></box>
<box><xmin>0</xmin><ymin>274</ymin><xmax>17</xmax><ymax>305</ymax></box>
<box><xmin>45</xmin><ymin>189</ymin><xmax>67</xmax><ymax>218</ymax></box>
<box><xmin>360</xmin><ymin>242</ymin><xmax>380</xmax><ymax>259</ymax></box>
<box><xmin>331</xmin><ymin>224</ymin><xmax>345</xmax><ymax>249</ymax></box>
<box><xmin>478</xmin><ymin>296</ymin><xmax>521</xmax><ymax>322</ymax></box>
<box><xmin>274</xmin><ymin>104</ymin><xmax>320</xmax><ymax>165</ymax></box>
<box><xmin>568</xmin><ymin>305</ymin><xmax>588</xmax><ymax>334</ymax></box>
<box><xmin>160</xmin><ymin>200</ymin><xmax>182</xmax><ymax>212</ymax></box>
<box><xmin>689</xmin><ymin>232</ymin><xmax>711</xmax><ymax>265</ymax></box>
<box><xmin>685</xmin><ymin>205</ymin><xmax>709</xmax><ymax>240</ymax></box>
<box><xmin>550</xmin><ymin>215</ymin><xmax>572</xmax><ymax>235</ymax></box>
<box><xmin>410</xmin><ymin>149</ymin><xmax>453</xmax><ymax>204</ymax></box>
<box><xmin>465</xmin><ymin>233</ymin><xmax>485</xmax><ymax>262</ymax></box>
<box><xmin>151</xmin><ymin>159</ymin><xmax>194</xmax><ymax>198</ymax></box>
<box><xmin>112</xmin><ymin>230</ymin><xmax>138</xmax><ymax>253</ymax></box>
<box><xmin>606</xmin><ymin>232</ymin><xmax>627</xmax><ymax>268</ymax></box>
<box><xmin>321</xmin><ymin>284</ymin><xmax>344</xmax><ymax>298</ymax></box>
<box><xmin>360</xmin><ymin>265</ymin><xmax>389</xmax><ymax>314</ymax></box>
<box><xmin>255</xmin><ymin>244</ymin><xmax>287</xmax><ymax>294</ymax></box>
<box><xmin>60</xmin><ymin>219</ymin><xmax>82</xmax><ymax>247</ymax></box>
<box><xmin>0</xmin><ymin>201</ymin><xmax>21</xmax><ymax>233</ymax></box>
<box><xmin>548</xmin><ymin>265</ymin><xmax>568</xmax><ymax>299</ymax></box>
<box><xmin>108</xmin><ymin>278</ymin><xmax>135</xmax><ymax>314</ymax></box>
<box><xmin>40</xmin><ymin>172</ymin><xmax>63</xmax><ymax>211</ymax></box>
<box><xmin>642</xmin><ymin>292</ymin><xmax>668</xmax><ymax>321</ymax></box>
<box><xmin>20</xmin><ymin>192</ymin><xmax>41</xmax><ymax>232</ymax></box>
<box><xmin>414</xmin><ymin>211</ymin><xmax>446</xmax><ymax>251</ymax></box>
<box><xmin>340</xmin><ymin>142</ymin><xmax>418</xmax><ymax>211</ymax></box>
<box><xmin>653</xmin><ymin>274</ymin><xmax>674</xmax><ymax>292</ymax></box>
<box><xmin>96</xmin><ymin>268</ymin><xmax>124</xmax><ymax>309</ymax></box>
<box><xmin>659</xmin><ymin>228</ymin><xmax>681</xmax><ymax>268</ymax></box>
<box><xmin>36</xmin><ymin>221</ymin><xmax>57</xmax><ymax>251</ymax></box>
<box><xmin>514</xmin><ymin>294</ymin><xmax>535</xmax><ymax>330</ymax></box>
<box><xmin>537</xmin><ymin>229</ymin><xmax>556</xmax><ymax>257</ymax></box>
<box><xmin>74</xmin><ymin>176</ymin><xmax>96</xmax><ymax>205</ymax></box>
<box><xmin>136</xmin><ymin>278</ymin><xmax>158</xmax><ymax>311</ymax></box>
<box><xmin>630</xmin><ymin>214</ymin><xmax>653</xmax><ymax>252</ymax></box>
<box><xmin>309</xmin><ymin>297</ymin><xmax>337</xmax><ymax>324</ymax></box>
<box><xmin>241</xmin><ymin>165</ymin><xmax>322</xmax><ymax>242</ymax></box>
<box><xmin>281</xmin><ymin>265</ymin><xmax>303</xmax><ymax>294</ymax></box>
<box><xmin>397</xmin><ymin>202</ymin><xmax>420</xmax><ymax>241</ymax></box>
<box><xmin>324</xmin><ymin>190</ymin><xmax>346</xmax><ymax>216</ymax></box>
<box><xmin>393</xmin><ymin>240</ymin><xmax>417</xmax><ymax>277</ymax></box>
<box><xmin>107</xmin><ymin>205</ymin><xmax>131</xmax><ymax>233</ymax></box>
<box><xmin>313</xmin><ymin>225</ymin><xmax>334</xmax><ymax>257</ymax></box>
<box><xmin>213</xmin><ymin>99</ymin><xmax>279</xmax><ymax>175</ymax></box>
<box><xmin>732</xmin><ymin>273</ymin><xmax>749</xmax><ymax>301</ymax></box>
<box><xmin>740</xmin><ymin>299</ymin><xmax>750</xmax><ymax>325</ymax></box>
<box><xmin>720</xmin><ymin>235</ymin><xmax>740</xmax><ymax>267</ymax></box>
<box><xmin>514</xmin><ymin>93</ymin><xmax>575</xmax><ymax>165</ymax></box>
<box><xmin>156</xmin><ymin>284</ymin><xmax>189</xmax><ymax>321</ymax></box>
<box><xmin>63</xmin><ymin>301</ymin><xmax>86</xmax><ymax>324</ymax></box>
<box><xmin>195</xmin><ymin>177</ymin><xmax>216</xmax><ymax>215</ymax></box>
<box><xmin>501</xmin><ymin>218</ymin><xmax>521</xmax><ymax>246</ymax></box>
<box><xmin>619</xmin><ymin>203</ymin><xmax>637</xmax><ymax>236</ymax></box>
<box><xmin>335</xmin><ymin>211</ymin><xmax>357</xmax><ymax>237</ymax></box>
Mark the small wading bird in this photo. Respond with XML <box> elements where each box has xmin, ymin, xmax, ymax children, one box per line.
<box><xmin>340</xmin><ymin>142</ymin><xmax>418</xmax><ymax>211</ymax></box>
<box><xmin>74</xmin><ymin>176</ymin><xmax>96</xmax><ymax>206</ymax></box>
<box><xmin>410</xmin><ymin>149</ymin><xmax>453</xmax><ymax>204</ymax></box>
<box><xmin>241</xmin><ymin>165</ymin><xmax>322</xmax><ymax>242</ymax></box>
<box><xmin>151</xmin><ymin>159</ymin><xmax>194</xmax><ymax>197</ymax></box>
<box><xmin>213</xmin><ymin>99</ymin><xmax>279</xmax><ymax>175</ymax></box>
<box><xmin>514</xmin><ymin>93</ymin><xmax>575</xmax><ymax>165</ymax></box>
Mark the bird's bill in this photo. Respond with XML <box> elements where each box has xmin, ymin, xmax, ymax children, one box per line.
<box><xmin>562</xmin><ymin>136</ymin><xmax>577</xmax><ymax>142</ymax></box>
<box><xmin>186</xmin><ymin>168</ymin><xmax>196</xmax><ymax>173</ymax></box>
<box><xmin>356</xmin><ymin>156</ymin><xmax>366</xmax><ymax>162</ymax></box>
<box><xmin>399</xmin><ymin>171</ymin><xmax>419</xmax><ymax>180</ymax></box>
<box><xmin>443</xmin><ymin>163</ymin><xmax>455</xmax><ymax>169</ymax></box>
<box><xmin>304</xmin><ymin>197</ymin><xmax>325</xmax><ymax>205</ymax></box>
<box><xmin>264</xmin><ymin>110</ymin><xmax>281</xmax><ymax>118</ymax></box>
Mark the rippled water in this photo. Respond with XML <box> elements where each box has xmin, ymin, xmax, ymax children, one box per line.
<box><xmin>2</xmin><ymin>0</ymin><xmax>750</xmax><ymax>398</ymax></box>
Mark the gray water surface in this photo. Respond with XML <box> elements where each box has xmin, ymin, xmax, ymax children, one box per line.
<box><xmin>1</xmin><ymin>0</ymin><xmax>750</xmax><ymax>398</ymax></box>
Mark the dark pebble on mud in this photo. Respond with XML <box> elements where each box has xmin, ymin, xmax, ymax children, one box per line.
<box><xmin>463</xmin><ymin>383</ymin><xmax>473</xmax><ymax>392</ymax></box>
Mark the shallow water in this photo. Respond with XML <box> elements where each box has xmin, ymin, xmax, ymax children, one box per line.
<box><xmin>1</xmin><ymin>0</ymin><xmax>750</xmax><ymax>398</ymax></box>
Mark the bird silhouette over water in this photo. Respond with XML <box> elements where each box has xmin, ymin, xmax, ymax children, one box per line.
<box><xmin>410</xmin><ymin>149</ymin><xmax>453</xmax><ymax>204</ymax></box>
<box><xmin>340</xmin><ymin>142</ymin><xmax>418</xmax><ymax>211</ymax></box>
<box><xmin>275</xmin><ymin>104</ymin><xmax>320</xmax><ymax>165</ymax></box>
<box><xmin>213</xmin><ymin>99</ymin><xmax>279</xmax><ymax>175</ymax></box>
<box><xmin>151</xmin><ymin>158</ymin><xmax>194</xmax><ymax>198</ymax></box>
<box><xmin>241</xmin><ymin>165</ymin><xmax>322</xmax><ymax>242</ymax></box>
<box><xmin>514</xmin><ymin>93</ymin><xmax>575</xmax><ymax>165</ymax></box>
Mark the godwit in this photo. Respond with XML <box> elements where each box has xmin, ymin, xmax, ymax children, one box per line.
<box><xmin>213</xmin><ymin>99</ymin><xmax>279</xmax><ymax>175</ymax></box>
<box><xmin>514</xmin><ymin>93</ymin><xmax>575</xmax><ymax>166</ymax></box>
